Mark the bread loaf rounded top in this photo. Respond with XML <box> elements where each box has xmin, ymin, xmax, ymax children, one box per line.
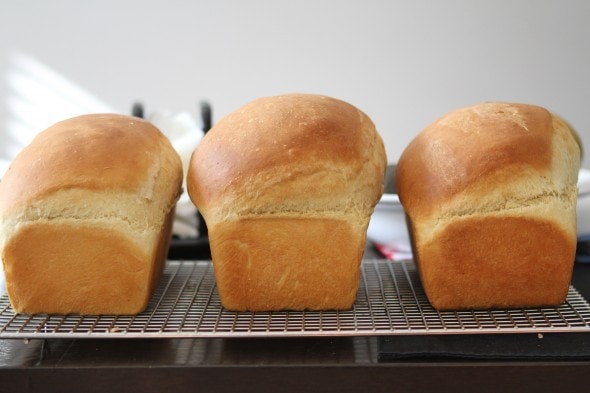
<box><xmin>396</xmin><ymin>102</ymin><xmax>580</xmax><ymax>222</ymax></box>
<box><xmin>187</xmin><ymin>93</ymin><xmax>387</xmax><ymax>223</ymax></box>
<box><xmin>0</xmin><ymin>114</ymin><xmax>183</xmax><ymax>223</ymax></box>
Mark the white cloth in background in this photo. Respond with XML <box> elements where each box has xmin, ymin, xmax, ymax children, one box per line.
<box><xmin>149</xmin><ymin>110</ymin><xmax>205</xmax><ymax>238</ymax></box>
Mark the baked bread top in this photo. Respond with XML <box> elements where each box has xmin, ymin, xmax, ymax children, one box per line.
<box><xmin>188</xmin><ymin>93</ymin><xmax>387</xmax><ymax>224</ymax></box>
<box><xmin>396</xmin><ymin>102</ymin><xmax>580</xmax><ymax>243</ymax></box>
<box><xmin>0</xmin><ymin>113</ymin><xmax>183</xmax><ymax>234</ymax></box>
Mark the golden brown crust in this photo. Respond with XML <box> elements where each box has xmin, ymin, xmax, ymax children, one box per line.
<box><xmin>0</xmin><ymin>114</ymin><xmax>183</xmax><ymax>315</ymax></box>
<box><xmin>209</xmin><ymin>218</ymin><xmax>364</xmax><ymax>311</ymax></box>
<box><xmin>416</xmin><ymin>216</ymin><xmax>575</xmax><ymax>310</ymax></box>
<box><xmin>0</xmin><ymin>114</ymin><xmax>178</xmax><ymax>214</ymax></box>
<box><xmin>397</xmin><ymin>103</ymin><xmax>554</xmax><ymax>219</ymax></box>
<box><xmin>397</xmin><ymin>102</ymin><xmax>580</xmax><ymax>310</ymax></box>
<box><xmin>188</xmin><ymin>94</ymin><xmax>386</xmax><ymax>222</ymax></box>
<box><xmin>5</xmin><ymin>224</ymin><xmax>148</xmax><ymax>314</ymax></box>
<box><xmin>188</xmin><ymin>93</ymin><xmax>387</xmax><ymax>311</ymax></box>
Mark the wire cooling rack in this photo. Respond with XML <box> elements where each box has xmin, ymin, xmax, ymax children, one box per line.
<box><xmin>1</xmin><ymin>259</ymin><xmax>589</xmax><ymax>339</ymax></box>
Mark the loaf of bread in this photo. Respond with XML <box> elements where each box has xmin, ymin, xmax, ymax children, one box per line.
<box><xmin>0</xmin><ymin>114</ymin><xmax>183</xmax><ymax>315</ymax></box>
<box><xmin>187</xmin><ymin>93</ymin><xmax>387</xmax><ymax>311</ymax></box>
<box><xmin>396</xmin><ymin>102</ymin><xmax>580</xmax><ymax>310</ymax></box>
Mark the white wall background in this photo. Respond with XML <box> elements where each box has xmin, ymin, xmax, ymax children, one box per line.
<box><xmin>1</xmin><ymin>0</ymin><xmax>589</xmax><ymax>168</ymax></box>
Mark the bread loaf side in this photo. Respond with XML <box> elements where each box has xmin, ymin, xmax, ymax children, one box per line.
<box><xmin>188</xmin><ymin>93</ymin><xmax>387</xmax><ymax>311</ymax></box>
<box><xmin>0</xmin><ymin>114</ymin><xmax>183</xmax><ymax>314</ymax></box>
<box><xmin>396</xmin><ymin>102</ymin><xmax>580</xmax><ymax>310</ymax></box>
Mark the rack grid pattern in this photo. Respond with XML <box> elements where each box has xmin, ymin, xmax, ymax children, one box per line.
<box><xmin>1</xmin><ymin>259</ymin><xmax>589</xmax><ymax>339</ymax></box>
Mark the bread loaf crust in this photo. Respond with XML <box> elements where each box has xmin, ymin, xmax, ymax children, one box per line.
<box><xmin>188</xmin><ymin>94</ymin><xmax>385</xmax><ymax>223</ymax></box>
<box><xmin>188</xmin><ymin>93</ymin><xmax>387</xmax><ymax>311</ymax></box>
<box><xmin>397</xmin><ymin>102</ymin><xmax>580</xmax><ymax>310</ymax></box>
<box><xmin>0</xmin><ymin>114</ymin><xmax>183</xmax><ymax>314</ymax></box>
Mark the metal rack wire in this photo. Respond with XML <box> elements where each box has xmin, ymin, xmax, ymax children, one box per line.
<box><xmin>1</xmin><ymin>259</ymin><xmax>589</xmax><ymax>339</ymax></box>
